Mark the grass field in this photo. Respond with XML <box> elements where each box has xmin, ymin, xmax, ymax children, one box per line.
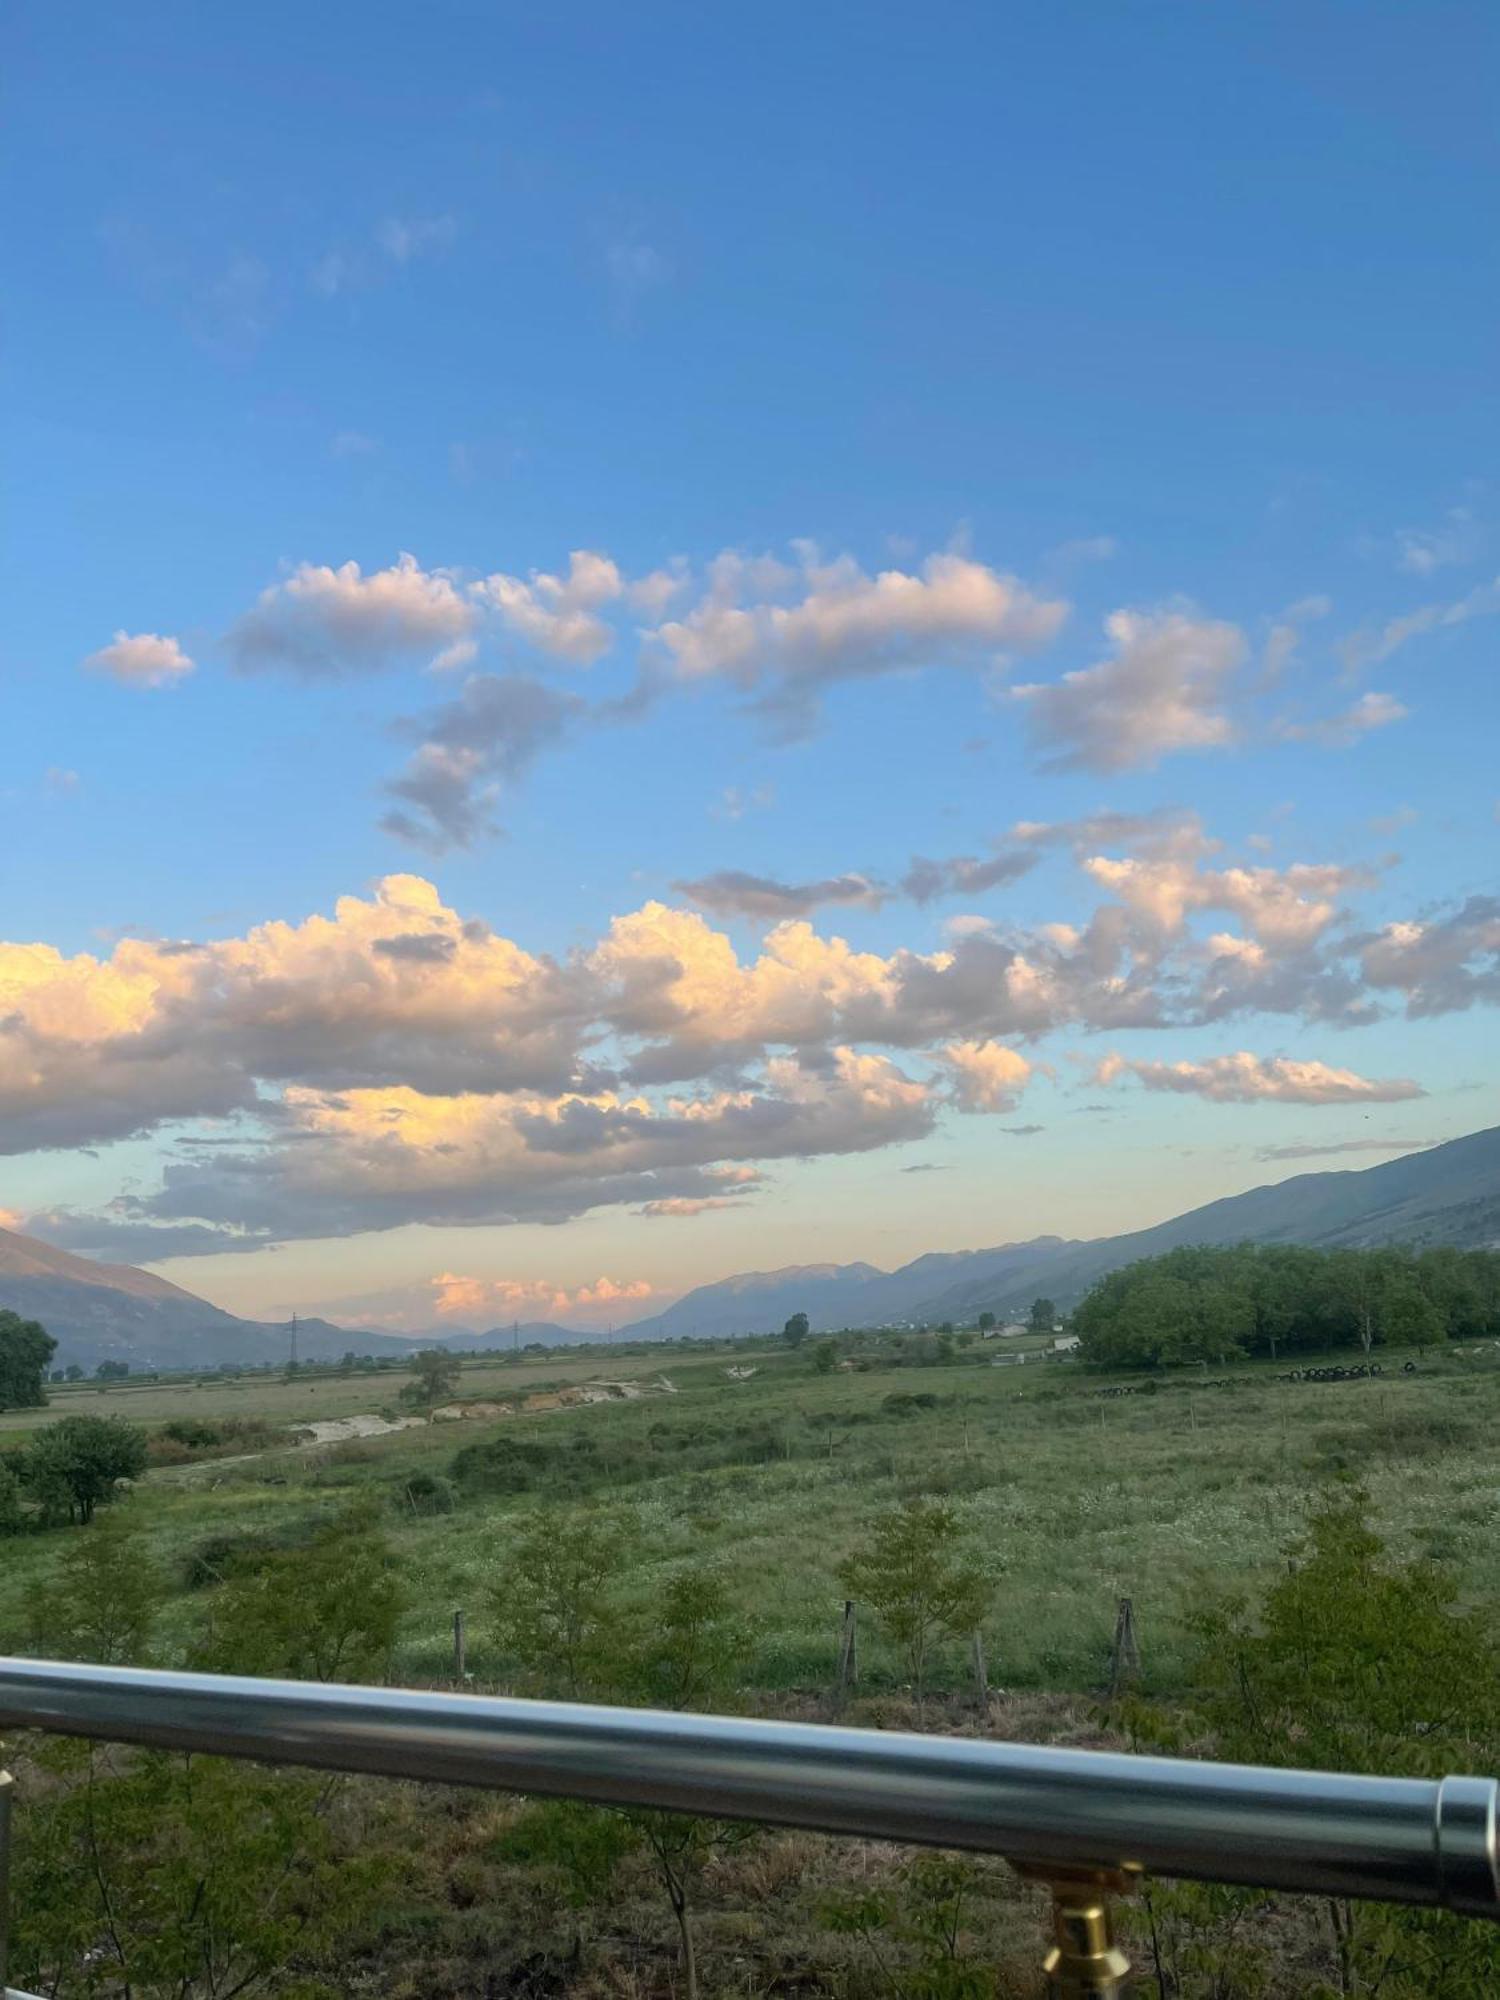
<box><xmin>5</xmin><ymin>1335</ymin><xmax>1497</xmax><ymax>1697</ymax></box>
<box><xmin>0</xmin><ymin>1340</ymin><xmax>691</xmax><ymax>1436</ymax></box>
<box><xmin>6</xmin><ymin>1332</ymin><xmax>1500</xmax><ymax>1996</ymax></box>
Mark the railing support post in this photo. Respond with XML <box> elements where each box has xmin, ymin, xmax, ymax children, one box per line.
<box><xmin>1014</xmin><ymin>1862</ymin><xmax>1135</xmax><ymax>1998</ymax></box>
<box><xmin>0</xmin><ymin>1764</ymin><xmax>13</xmax><ymax>1991</ymax></box>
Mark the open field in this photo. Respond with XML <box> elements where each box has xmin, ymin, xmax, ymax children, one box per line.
<box><xmin>5</xmin><ymin>1337</ymin><xmax>1498</xmax><ymax>1692</ymax></box>
<box><xmin>0</xmin><ymin>1340</ymin><xmax>696</xmax><ymax>1436</ymax></box>
<box><xmin>5</xmin><ymin>1333</ymin><xmax>1499</xmax><ymax>1996</ymax></box>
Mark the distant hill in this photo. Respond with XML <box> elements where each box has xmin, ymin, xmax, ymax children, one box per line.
<box><xmin>0</xmin><ymin>1225</ymin><xmax>586</xmax><ymax>1372</ymax></box>
<box><xmin>8</xmin><ymin>1124</ymin><xmax>1499</xmax><ymax>1365</ymax></box>
<box><xmin>620</xmin><ymin>1125</ymin><xmax>1500</xmax><ymax>1337</ymax></box>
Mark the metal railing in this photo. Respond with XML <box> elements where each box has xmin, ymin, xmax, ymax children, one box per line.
<box><xmin>0</xmin><ymin>1656</ymin><xmax>1495</xmax><ymax>1996</ymax></box>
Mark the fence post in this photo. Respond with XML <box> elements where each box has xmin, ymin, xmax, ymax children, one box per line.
<box><xmin>1109</xmin><ymin>1597</ymin><xmax>1140</xmax><ymax>1696</ymax></box>
<box><xmin>834</xmin><ymin>1600</ymin><xmax>858</xmax><ymax>1707</ymax></box>
<box><xmin>452</xmin><ymin>1608</ymin><xmax>467</xmax><ymax>1681</ymax></box>
<box><xmin>972</xmin><ymin>1631</ymin><xmax>990</xmax><ymax>1720</ymax></box>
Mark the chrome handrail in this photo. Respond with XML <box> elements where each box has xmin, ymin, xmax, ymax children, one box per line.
<box><xmin>0</xmin><ymin>1657</ymin><xmax>1494</xmax><ymax>1996</ymax></box>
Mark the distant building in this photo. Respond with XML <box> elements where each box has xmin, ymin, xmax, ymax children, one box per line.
<box><xmin>1052</xmin><ymin>1333</ymin><xmax>1081</xmax><ymax>1354</ymax></box>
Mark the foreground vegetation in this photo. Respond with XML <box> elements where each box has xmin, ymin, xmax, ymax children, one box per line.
<box><xmin>1</xmin><ymin>1313</ymin><xmax>1498</xmax><ymax>1995</ymax></box>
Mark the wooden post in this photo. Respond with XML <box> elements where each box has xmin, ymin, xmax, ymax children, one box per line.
<box><xmin>1108</xmin><ymin>1596</ymin><xmax>1140</xmax><ymax>1695</ymax></box>
<box><xmin>834</xmin><ymin>1599</ymin><xmax>858</xmax><ymax>1706</ymax></box>
<box><xmin>971</xmin><ymin>1630</ymin><xmax>990</xmax><ymax>1720</ymax></box>
<box><xmin>452</xmin><ymin>1608</ymin><xmax>467</xmax><ymax>1681</ymax></box>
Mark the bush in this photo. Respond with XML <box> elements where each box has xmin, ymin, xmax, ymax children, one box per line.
<box><xmin>395</xmin><ymin>1470</ymin><xmax>455</xmax><ymax>1516</ymax></box>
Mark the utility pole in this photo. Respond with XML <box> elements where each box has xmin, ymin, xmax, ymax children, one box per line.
<box><xmin>288</xmin><ymin>1311</ymin><xmax>299</xmax><ymax>1373</ymax></box>
<box><xmin>512</xmin><ymin>1317</ymin><xmax>519</xmax><ymax>1355</ymax></box>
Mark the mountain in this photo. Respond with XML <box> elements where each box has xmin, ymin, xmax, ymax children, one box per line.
<box><xmin>0</xmin><ymin>1225</ymin><xmax>585</xmax><ymax>1372</ymax></box>
<box><xmin>621</xmin><ymin>1125</ymin><xmax>1500</xmax><ymax>1337</ymax></box>
<box><xmin>7</xmin><ymin>1124</ymin><xmax>1500</xmax><ymax>1366</ymax></box>
<box><xmin>912</xmin><ymin>1123</ymin><xmax>1500</xmax><ymax>1326</ymax></box>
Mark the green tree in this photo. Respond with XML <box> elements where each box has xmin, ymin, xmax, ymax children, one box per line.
<box><xmin>0</xmin><ymin>1457</ymin><xmax>24</xmax><ymax>1535</ymax></box>
<box><xmin>811</xmin><ymin>1338</ymin><xmax>838</xmax><ymax>1374</ymax></box>
<box><xmin>491</xmin><ymin>1507</ymin><xmax>637</xmax><ymax>1697</ymax></box>
<box><xmin>1028</xmin><ymin>1297</ymin><xmax>1056</xmax><ymax>1334</ymax></box>
<box><xmin>94</xmin><ymin>1358</ymin><xmax>130</xmax><ymax>1381</ymax></box>
<box><xmin>22</xmin><ymin>1511</ymin><xmax>163</xmax><ymax>1664</ymax></box>
<box><xmin>626</xmin><ymin>1563</ymin><xmax>747</xmax><ymax>1712</ymax></box>
<box><xmin>400</xmin><ymin>1345</ymin><xmax>461</xmax><ymax>1412</ymax></box>
<box><xmin>840</xmin><ymin>1500</ymin><xmax>991</xmax><ymax>1716</ymax></box>
<box><xmin>63</xmin><ymin>1362</ymin><xmax>85</xmax><ymax>1382</ymax></box>
<box><xmin>21</xmin><ymin>1415</ymin><xmax>148</xmax><ymax>1524</ymax></box>
<box><xmin>977</xmin><ymin>1312</ymin><xmax>996</xmax><ymax>1334</ymax></box>
<box><xmin>14</xmin><ymin>1748</ymin><xmax>386</xmax><ymax>2000</ymax></box>
<box><xmin>1191</xmin><ymin>1487</ymin><xmax>1500</xmax><ymax>1995</ymax></box>
<box><xmin>782</xmin><ymin>1311</ymin><xmax>810</xmax><ymax>1347</ymax></box>
<box><xmin>620</xmin><ymin>1564</ymin><xmax>753</xmax><ymax>2000</ymax></box>
<box><xmin>193</xmin><ymin>1507</ymin><xmax>402</xmax><ymax>1681</ymax></box>
<box><xmin>0</xmin><ymin>1309</ymin><xmax>57</xmax><ymax>1410</ymax></box>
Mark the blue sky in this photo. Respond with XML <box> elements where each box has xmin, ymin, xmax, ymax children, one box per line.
<box><xmin>4</xmin><ymin>2</ymin><xmax>1498</xmax><ymax>1332</ymax></box>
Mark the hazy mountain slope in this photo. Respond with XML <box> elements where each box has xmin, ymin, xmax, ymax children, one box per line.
<box><xmin>915</xmin><ymin>1125</ymin><xmax>1500</xmax><ymax>1325</ymax></box>
<box><xmin>8</xmin><ymin>1125</ymin><xmax>1498</xmax><ymax>1363</ymax></box>
<box><xmin>622</xmin><ymin>1126</ymin><xmax>1500</xmax><ymax>1337</ymax></box>
<box><xmin>621</xmin><ymin>1263</ymin><xmax>885</xmax><ymax>1340</ymax></box>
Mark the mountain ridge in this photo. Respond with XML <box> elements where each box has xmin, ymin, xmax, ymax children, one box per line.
<box><xmin>4</xmin><ymin>1125</ymin><xmax>1498</xmax><ymax>1366</ymax></box>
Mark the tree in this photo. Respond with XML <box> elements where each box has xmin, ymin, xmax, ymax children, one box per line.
<box><xmin>94</xmin><ymin>1358</ymin><xmax>130</xmax><ymax>1381</ymax></box>
<box><xmin>840</xmin><ymin>1500</ymin><xmax>991</xmax><ymax>1716</ymax></box>
<box><xmin>811</xmin><ymin>1338</ymin><xmax>838</xmax><ymax>1374</ymax></box>
<box><xmin>0</xmin><ymin>1310</ymin><xmax>56</xmax><ymax>1411</ymax></box>
<box><xmin>619</xmin><ymin>1565</ymin><xmax>753</xmax><ymax>2000</ymax></box>
<box><xmin>21</xmin><ymin>1415</ymin><xmax>147</xmax><ymax>1524</ymax></box>
<box><xmin>22</xmin><ymin>1511</ymin><xmax>163</xmax><ymax>1664</ymax></box>
<box><xmin>1191</xmin><ymin>1488</ymin><xmax>1500</xmax><ymax>1994</ymax></box>
<box><xmin>15</xmin><ymin>1748</ymin><xmax>389</xmax><ymax>1999</ymax></box>
<box><xmin>0</xmin><ymin>1456</ymin><xmax>26</xmax><ymax>1535</ymax></box>
<box><xmin>626</xmin><ymin>1564</ymin><xmax>747</xmax><ymax>1713</ymax></box>
<box><xmin>63</xmin><ymin>1363</ymin><xmax>84</xmax><ymax>1382</ymax></box>
<box><xmin>977</xmin><ymin>1312</ymin><xmax>996</xmax><ymax>1334</ymax></box>
<box><xmin>400</xmin><ymin>1345</ymin><xmax>460</xmax><ymax>1412</ymax></box>
<box><xmin>194</xmin><ymin>1508</ymin><xmax>402</xmax><ymax>1682</ymax></box>
<box><xmin>491</xmin><ymin>1508</ymin><xmax>637</xmax><ymax>1698</ymax></box>
<box><xmin>782</xmin><ymin>1311</ymin><xmax>810</xmax><ymax>1347</ymax></box>
<box><xmin>1028</xmin><ymin>1297</ymin><xmax>1056</xmax><ymax>1335</ymax></box>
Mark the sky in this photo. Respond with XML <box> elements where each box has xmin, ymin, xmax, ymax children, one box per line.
<box><xmin>3</xmin><ymin>1</ymin><xmax>1498</xmax><ymax>1336</ymax></box>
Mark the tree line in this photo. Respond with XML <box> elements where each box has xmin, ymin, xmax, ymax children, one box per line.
<box><xmin>1072</xmin><ymin>1242</ymin><xmax>1500</xmax><ymax>1370</ymax></box>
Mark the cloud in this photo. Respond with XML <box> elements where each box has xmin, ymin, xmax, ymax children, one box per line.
<box><xmin>378</xmin><ymin>215</ymin><xmax>458</xmax><ymax>264</ymax></box>
<box><xmin>1253</xmin><ymin>1136</ymin><xmax>1441</xmax><ymax>1162</ymax></box>
<box><xmin>44</xmin><ymin>767</ymin><xmax>80</xmax><ymax>795</ymax></box>
<box><xmin>674</xmin><ymin>847</ymin><xmax>1036</xmax><ymax>921</ymax></box>
<box><xmin>228</xmin><ymin>554</ymin><xmax>478</xmax><ymax>678</ymax></box>
<box><xmin>935</xmin><ymin>1039</ymin><xmax>1033</xmax><ymax>1113</ymax></box>
<box><xmin>672</xmin><ymin>870</ymin><xmax>886</xmax><ymax>921</ymax></box>
<box><xmin>1357</xmin><ymin>899</ymin><xmax>1500</xmax><ymax>1015</ymax></box>
<box><xmin>381</xmin><ymin>673</ymin><xmax>585</xmax><ymax>850</ymax></box>
<box><xmin>1340</xmin><ymin>575</ymin><xmax>1500</xmax><ymax>672</ymax></box>
<box><xmin>899</xmin><ymin>850</ymin><xmax>1036</xmax><ymax>903</ymax></box>
<box><xmin>1276</xmin><ymin>690</ymin><xmax>1408</xmax><ymax>746</ymax></box>
<box><xmin>637</xmin><ymin>1196</ymin><xmax>744</xmax><ymax>1217</ymax></box>
<box><xmin>653</xmin><ymin>547</ymin><xmax>1066</xmax><ymax>730</ymax></box>
<box><xmin>1012</xmin><ymin>609</ymin><xmax>1246</xmax><ymax>771</ymax></box>
<box><xmin>84</xmin><ymin>630</ymin><xmax>195</xmax><ymax>688</ymax></box>
<box><xmin>473</xmin><ymin>549</ymin><xmax>624</xmax><ymax>665</ymax></box>
<box><xmin>431</xmin><ymin>1269</ymin><xmax>650</xmax><ymax>1323</ymax></box>
<box><xmin>331</xmin><ymin>429</ymin><xmax>379</xmax><ymax>458</ymax></box>
<box><xmin>0</xmin><ymin>875</ymin><xmax>595</xmax><ymax>1154</ymax></box>
<box><xmin>1394</xmin><ymin>508</ymin><xmax>1482</xmax><ymax>577</ymax></box>
<box><xmin>1094</xmin><ymin>1050</ymin><xmax>1424</xmax><ymax>1105</ymax></box>
<box><xmin>64</xmin><ymin>1047</ymin><xmax>934</xmax><ymax>1249</ymax></box>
